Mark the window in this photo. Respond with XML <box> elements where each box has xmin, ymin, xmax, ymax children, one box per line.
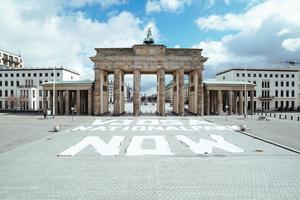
<box><xmin>275</xmin><ymin>90</ymin><xmax>278</xmax><ymax>97</ymax></box>
<box><xmin>254</xmin><ymin>91</ymin><xmax>256</xmax><ymax>97</ymax></box>
<box><xmin>10</xmin><ymin>90</ymin><xmax>14</xmax><ymax>96</ymax></box>
<box><xmin>5</xmin><ymin>81</ymin><xmax>8</xmax><ymax>86</ymax></box>
<box><xmin>281</xmin><ymin>81</ymin><xmax>284</xmax><ymax>87</ymax></box>
<box><xmin>286</xmin><ymin>82</ymin><xmax>289</xmax><ymax>87</ymax></box>
<box><xmin>248</xmin><ymin>73</ymin><xmax>251</xmax><ymax>77</ymax></box>
<box><xmin>22</xmin><ymin>73</ymin><xmax>25</xmax><ymax>77</ymax></box>
<box><xmin>236</xmin><ymin>73</ymin><xmax>240</xmax><ymax>77</ymax></box>
<box><xmin>5</xmin><ymin>73</ymin><xmax>8</xmax><ymax>77</ymax></box>
<box><xmin>270</xmin><ymin>74</ymin><xmax>273</xmax><ymax>78</ymax></box>
<box><xmin>253</xmin><ymin>81</ymin><xmax>256</xmax><ymax>84</ymax></box>
<box><xmin>39</xmin><ymin>101</ymin><xmax>42</xmax><ymax>109</ymax></box>
<box><xmin>275</xmin><ymin>81</ymin><xmax>278</xmax><ymax>87</ymax></box>
<box><xmin>0</xmin><ymin>81</ymin><xmax>1</xmax><ymax>86</ymax></box>
<box><xmin>275</xmin><ymin>74</ymin><xmax>278</xmax><ymax>78</ymax></box>
<box><xmin>16</xmin><ymin>73</ymin><xmax>19</xmax><ymax>77</ymax></box>
<box><xmin>39</xmin><ymin>81</ymin><xmax>42</xmax><ymax>85</ymax></box>
<box><xmin>56</xmin><ymin>73</ymin><xmax>60</xmax><ymax>77</ymax></box>
<box><xmin>292</xmin><ymin>74</ymin><xmax>295</xmax><ymax>78</ymax></box>
<box><xmin>10</xmin><ymin>81</ymin><xmax>13</xmax><ymax>86</ymax></box>
<box><xmin>28</xmin><ymin>73</ymin><xmax>31</xmax><ymax>77</ymax></box>
<box><xmin>222</xmin><ymin>76</ymin><xmax>225</xmax><ymax>80</ymax></box>
<box><xmin>5</xmin><ymin>90</ymin><xmax>8</xmax><ymax>97</ymax></box>
<box><xmin>253</xmin><ymin>74</ymin><xmax>256</xmax><ymax>77</ymax></box>
<box><xmin>33</xmin><ymin>90</ymin><xmax>35</xmax><ymax>98</ymax></box>
<box><xmin>10</xmin><ymin>73</ymin><xmax>14</xmax><ymax>77</ymax></box>
<box><xmin>39</xmin><ymin>73</ymin><xmax>42</xmax><ymax>77</ymax></box>
<box><xmin>0</xmin><ymin>90</ymin><xmax>2</xmax><ymax>97</ymax></box>
<box><xmin>292</xmin><ymin>81</ymin><xmax>295</xmax><ymax>87</ymax></box>
<box><xmin>259</xmin><ymin>74</ymin><xmax>262</xmax><ymax>77</ymax></box>
<box><xmin>45</xmin><ymin>73</ymin><xmax>48</xmax><ymax>77</ymax></box>
<box><xmin>286</xmin><ymin>74</ymin><xmax>289</xmax><ymax>78</ymax></box>
<box><xmin>281</xmin><ymin>74</ymin><xmax>284</xmax><ymax>78</ymax></box>
<box><xmin>292</xmin><ymin>91</ymin><xmax>295</xmax><ymax>97</ymax></box>
<box><xmin>281</xmin><ymin>90</ymin><xmax>284</xmax><ymax>97</ymax></box>
<box><xmin>16</xmin><ymin>81</ymin><xmax>19</xmax><ymax>86</ymax></box>
<box><xmin>264</xmin><ymin>74</ymin><xmax>267</xmax><ymax>77</ymax></box>
<box><xmin>275</xmin><ymin>101</ymin><xmax>278</xmax><ymax>109</ymax></box>
<box><xmin>286</xmin><ymin>91</ymin><xmax>289</xmax><ymax>97</ymax></box>
<box><xmin>34</xmin><ymin>73</ymin><xmax>37</xmax><ymax>77</ymax></box>
<box><xmin>51</xmin><ymin>73</ymin><xmax>54</xmax><ymax>77</ymax></box>
<box><xmin>39</xmin><ymin>90</ymin><xmax>42</xmax><ymax>97</ymax></box>
<box><xmin>242</xmin><ymin>73</ymin><xmax>245</xmax><ymax>77</ymax></box>
<box><xmin>0</xmin><ymin>73</ymin><xmax>2</xmax><ymax>77</ymax></box>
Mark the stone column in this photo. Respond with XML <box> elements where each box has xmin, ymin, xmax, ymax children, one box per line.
<box><xmin>49</xmin><ymin>90</ymin><xmax>53</xmax><ymax>115</ymax></box>
<box><xmin>157</xmin><ymin>68</ymin><xmax>165</xmax><ymax>116</ymax></box>
<box><xmin>178</xmin><ymin>68</ymin><xmax>185</xmax><ymax>116</ymax></box>
<box><xmin>172</xmin><ymin>71</ymin><xmax>178</xmax><ymax>114</ymax></box>
<box><xmin>76</xmin><ymin>90</ymin><xmax>80</xmax><ymax>115</ymax></box>
<box><xmin>42</xmin><ymin>90</ymin><xmax>47</xmax><ymax>113</ymax></box>
<box><xmin>196</xmin><ymin>70</ymin><xmax>203</xmax><ymax>115</ymax></box>
<box><xmin>113</xmin><ymin>69</ymin><xmax>124</xmax><ymax>115</ymax></box>
<box><xmin>217</xmin><ymin>90</ymin><xmax>222</xmax><ymax>115</ymax></box>
<box><xmin>133</xmin><ymin>69</ymin><xmax>141</xmax><ymax>116</ymax></box>
<box><xmin>88</xmin><ymin>88</ymin><xmax>92</xmax><ymax>115</ymax></box>
<box><xmin>228</xmin><ymin>90</ymin><xmax>233</xmax><ymax>115</ymax></box>
<box><xmin>239</xmin><ymin>90</ymin><xmax>243</xmax><ymax>115</ymax></box>
<box><xmin>250</xmin><ymin>90</ymin><xmax>254</xmax><ymax>114</ymax></box>
<box><xmin>204</xmin><ymin>89</ymin><xmax>210</xmax><ymax>115</ymax></box>
<box><xmin>65</xmin><ymin>90</ymin><xmax>69</xmax><ymax>115</ymax></box>
<box><xmin>55</xmin><ymin>90</ymin><xmax>59</xmax><ymax>116</ymax></box>
<box><xmin>59</xmin><ymin>91</ymin><xmax>64</xmax><ymax>114</ymax></box>
<box><xmin>94</xmin><ymin>69</ymin><xmax>100</xmax><ymax>115</ymax></box>
<box><xmin>232</xmin><ymin>91</ymin><xmax>237</xmax><ymax>114</ymax></box>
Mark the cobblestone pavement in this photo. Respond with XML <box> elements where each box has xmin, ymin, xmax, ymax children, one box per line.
<box><xmin>205</xmin><ymin>114</ymin><xmax>300</xmax><ymax>151</ymax></box>
<box><xmin>0</xmin><ymin>116</ymin><xmax>300</xmax><ymax>199</ymax></box>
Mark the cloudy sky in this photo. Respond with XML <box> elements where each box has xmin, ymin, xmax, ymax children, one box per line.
<box><xmin>1</xmin><ymin>0</ymin><xmax>300</xmax><ymax>94</ymax></box>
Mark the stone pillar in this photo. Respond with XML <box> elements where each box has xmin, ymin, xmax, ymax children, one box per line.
<box><xmin>59</xmin><ymin>91</ymin><xmax>64</xmax><ymax>114</ymax></box>
<box><xmin>178</xmin><ymin>68</ymin><xmax>185</xmax><ymax>116</ymax></box>
<box><xmin>172</xmin><ymin>71</ymin><xmax>178</xmax><ymax>114</ymax></box>
<box><xmin>217</xmin><ymin>90</ymin><xmax>222</xmax><ymax>115</ymax></box>
<box><xmin>49</xmin><ymin>90</ymin><xmax>53</xmax><ymax>115</ymax></box>
<box><xmin>232</xmin><ymin>91</ymin><xmax>237</xmax><ymax>114</ymax></box>
<box><xmin>42</xmin><ymin>90</ymin><xmax>47</xmax><ymax>113</ymax></box>
<box><xmin>204</xmin><ymin>89</ymin><xmax>210</xmax><ymax>115</ymax></box>
<box><xmin>133</xmin><ymin>69</ymin><xmax>141</xmax><ymax>116</ymax></box>
<box><xmin>65</xmin><ymin>90</ymin><xmax>69</xmax><ymax>115</ymax></box>
<box><xmin>113</xmin><ymin>69</ymin><xmax>124</xmax><ymax>115</ymax></box>
<box><xmin>196</xmin><ymin>70</ymin><xmax>203</xmax><ymax>115</ymax></box>
<box><xmin>88</xmin><ymin>88</ymin><xmax>92</xmax><ymax>115</ymax></box>
<box><xmin>239</xmin><ymin>90</ymin><xmax>243</xmax><ymax>115</ymax></box>
<box><xmin>250</xmin><ymin>90</ymin><xmax>254</xmax><ymax>114</ymax></box>
<box><xmin>94</xmin><ymin>69</ymin><xmax>101</xmax><ymax>115</ymax></box>
<box><xmin>76</xmin><ymin>90</ymin><xmax>80</xmax><ymax>115</ymax></box>
<box><xmin>55</xmin><ymin>90</ymin><xmax>59</xmax><ymax>116</ymax></box>
<box><xmin>228</xmin><ymin>90</ymin><xmax>233</xmax><ymax>115</ymax></box>
<box><xmin>157</xmin><ymin>68</ymin><xmax>165</xmax><ymax>116</ymax></box>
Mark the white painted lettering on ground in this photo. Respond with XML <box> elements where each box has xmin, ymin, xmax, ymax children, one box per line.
<box><xmin>175</xmin><ymin>135</ymin><xmax>244</xmax><ymax>154</ymax></box>
<box><xmin>59</xmin><ymin>136</ymin><xmax>125</xmax><ymax>156</ymax></box>
<box><xmin>126</xmin><ymin>135</ymin><xmax>174</xmax><ymax>156</ymax></box>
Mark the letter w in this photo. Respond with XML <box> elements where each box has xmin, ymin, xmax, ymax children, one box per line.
<box><xmin>58</xmin><ymin>136</ymin><xmax>125</xmax><ymax>156</ymax></box>
<box><xmin>175</xmin><ymin>135</ymin><xmax>244</xmax><ymax>154</ymax></box>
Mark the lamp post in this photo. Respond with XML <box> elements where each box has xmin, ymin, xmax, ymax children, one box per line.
<box><xmin>71</xmin><ymin>107</ymin><xmax>75</xmax><ymax>121</ymax></box>
<box><xmin>225</xmin><ymin>105</ymin><xmax>229</xmax><ymax>121</ymax></box>
<box><xmin>52</xmin><ymin>66</ymin><xmax>56</xmax><ymax>118</ymax></box>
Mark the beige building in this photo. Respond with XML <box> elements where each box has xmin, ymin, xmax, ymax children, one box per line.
<box><xmin>42</xmin><ymin>43</ymin><xmax>255</xmax><ymax>116</ymax></box>
<box><xmin>0</xmin><ymin>49</ymin><xmax>23</xmax><ymax>69</ymax></box>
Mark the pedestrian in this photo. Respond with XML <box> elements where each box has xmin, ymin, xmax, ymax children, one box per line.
<box><xmin>43</xmin><ymin>112</ymin><xmax>47</xmax><ymax>119</ymax></box>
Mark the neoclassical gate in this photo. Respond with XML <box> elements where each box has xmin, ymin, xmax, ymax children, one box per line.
<box><xmin>90</xmin><ymin>44</ymin><xmax>208</xmax><ymax>116</ymax></box>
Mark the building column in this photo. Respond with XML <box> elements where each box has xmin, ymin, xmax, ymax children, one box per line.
<box><xmin>49</xmin><ymin>90</ymin><xmax>53</xmax><ymax>115</ymax></box>
<box><xmin>42</xmin><ymin>90</ymin><xmax>47</xmax><ymax>113</ymax></box>
<box><xmin>113</xmin><ymin>69</ymin><xmax>124</xmax><ymax>115</ymax></box>
<box><xmin>204</xmin><ymin>89</ymin><xmax>210</xmax><ymax>115</ymax></box>
<box><xmin>196</xmin><ymin>70</ymin><xmax>203</xmax><ymax>115</ymax></box>
<box><xmin>133</xmin><ymin>69</ymin><xmax>141</xmax><ymax>116</ymax></box>
<box><xmin>250</xmin><ymin>90</ymin><xmax>254</xmax><ymax>115</ymax></box>
<box><xmin>228</xmin><ymin>90</ymin><xmax>233</xmax><ymax>115</ymax></box>
<box><xmin>94</xmin><ymin>69</ymin><xmax>101</xmax><ymax>115</ymax></box>
<box><xmin>55</xmin><ymin>90</ymin><xmax>59</xmax><ymax>116</ymax></box>
<box><xmin>88</xmin><ymin>88</ymin><xmax>92</xmax><ymax>115</ymax></box>
<box><xmin>59</xmin><ymin>91</ymin><xmax>64</xmax><ymax>114</ymax></box>
<box><xmin>178</xmin><ymin>68</ymin><xmax>185</xmax><ymax>116</ymax></box>
<box><xmin>232</xmin><ymin>91</ymin><xmax>237</xmax><ymax>114</ymax></box>
<box><xmin>157</xmin><ymin>68</ymin><xmax>165</xmax><ymax>116</ymax></box>
<box><xmin>76</xmin><ymin>90</ymin><xmax>80</xmax><ymax>115</ymax></box>
<box><xmin>65</xmin><ymin>90</ymin><xmax>69</xmax><ymax>115</ymax></box>
<box><xmin>217</xmin><ymin>90</ymin><xmax>222</xmax><ymax>115</ymax></box>
<box><xmin>239</xmin><ymin>90</ymin><xmax>243</xmax><ymax>115</ymax></box>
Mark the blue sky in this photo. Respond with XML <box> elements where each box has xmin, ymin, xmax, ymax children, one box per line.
<box><xmin>1</xmin><ymin>0</ymin><xmax>300</xmax><ymax>94</ymax></box>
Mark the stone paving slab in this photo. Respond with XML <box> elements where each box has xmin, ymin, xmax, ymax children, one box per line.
<box><xmin>0</xmin><ymin>116</ymin><xmax>300</xmax><ymax>199</ymax></box>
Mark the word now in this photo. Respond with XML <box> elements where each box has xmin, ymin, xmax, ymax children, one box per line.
<box><xmin>59</xmin><ymin>135</ymin><xmax>244</xmax><ymax>156</ymax></box>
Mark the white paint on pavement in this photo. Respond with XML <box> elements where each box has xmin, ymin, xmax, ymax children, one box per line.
<box><xmin>59</xmin><ymin>136</ymin><xmax>125</xmax><ymax>156</ymax></box>
<box><xmin>126</xmin><ymin>135</ymin><xmax>174</xmax><ymax>156</ymax></box>
<box><xmin>175</xmin><ymin>135</ymin><xmax>244</xmax><ymax>154</ymax></box>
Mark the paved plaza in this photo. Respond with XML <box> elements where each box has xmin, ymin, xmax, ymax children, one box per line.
<box><xmin>0</xmin><ymin>114</ymin><xmax>300</xmax><ymax>199</ymax></box>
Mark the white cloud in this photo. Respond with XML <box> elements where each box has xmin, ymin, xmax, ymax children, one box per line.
<box><xmin>66</xmin><ymin>0</ymin><xmax>127</xmax><ymax>9</ymax></box>
<box><xmin>146</xmin><ymin>0</ymin><xmax>191</xmax><ymax>14</ymax></box>
<box><xmin>282</xmin><ymin>38</ymin><xmax>300</xmax><ymax>52</ymax></box>
<box><xmin>0</xmin><ymin>0</ymin><xmax>157</xmax><ymax>80</ymax></box>
<box><xmin>174</xmin><ymin>44</ymin><xmax>180</xmax><ymax>48</ymax></box>
<box><xmin>194</xmin><ymin>0</ymin><xmax>300</xmax><ymax>77</ymax></box>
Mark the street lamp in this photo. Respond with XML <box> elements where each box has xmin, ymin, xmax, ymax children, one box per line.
<box><xmin>52</xmin><ymin>66</ymin><xmax>56</xmax><ymax>118</ymax></box>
